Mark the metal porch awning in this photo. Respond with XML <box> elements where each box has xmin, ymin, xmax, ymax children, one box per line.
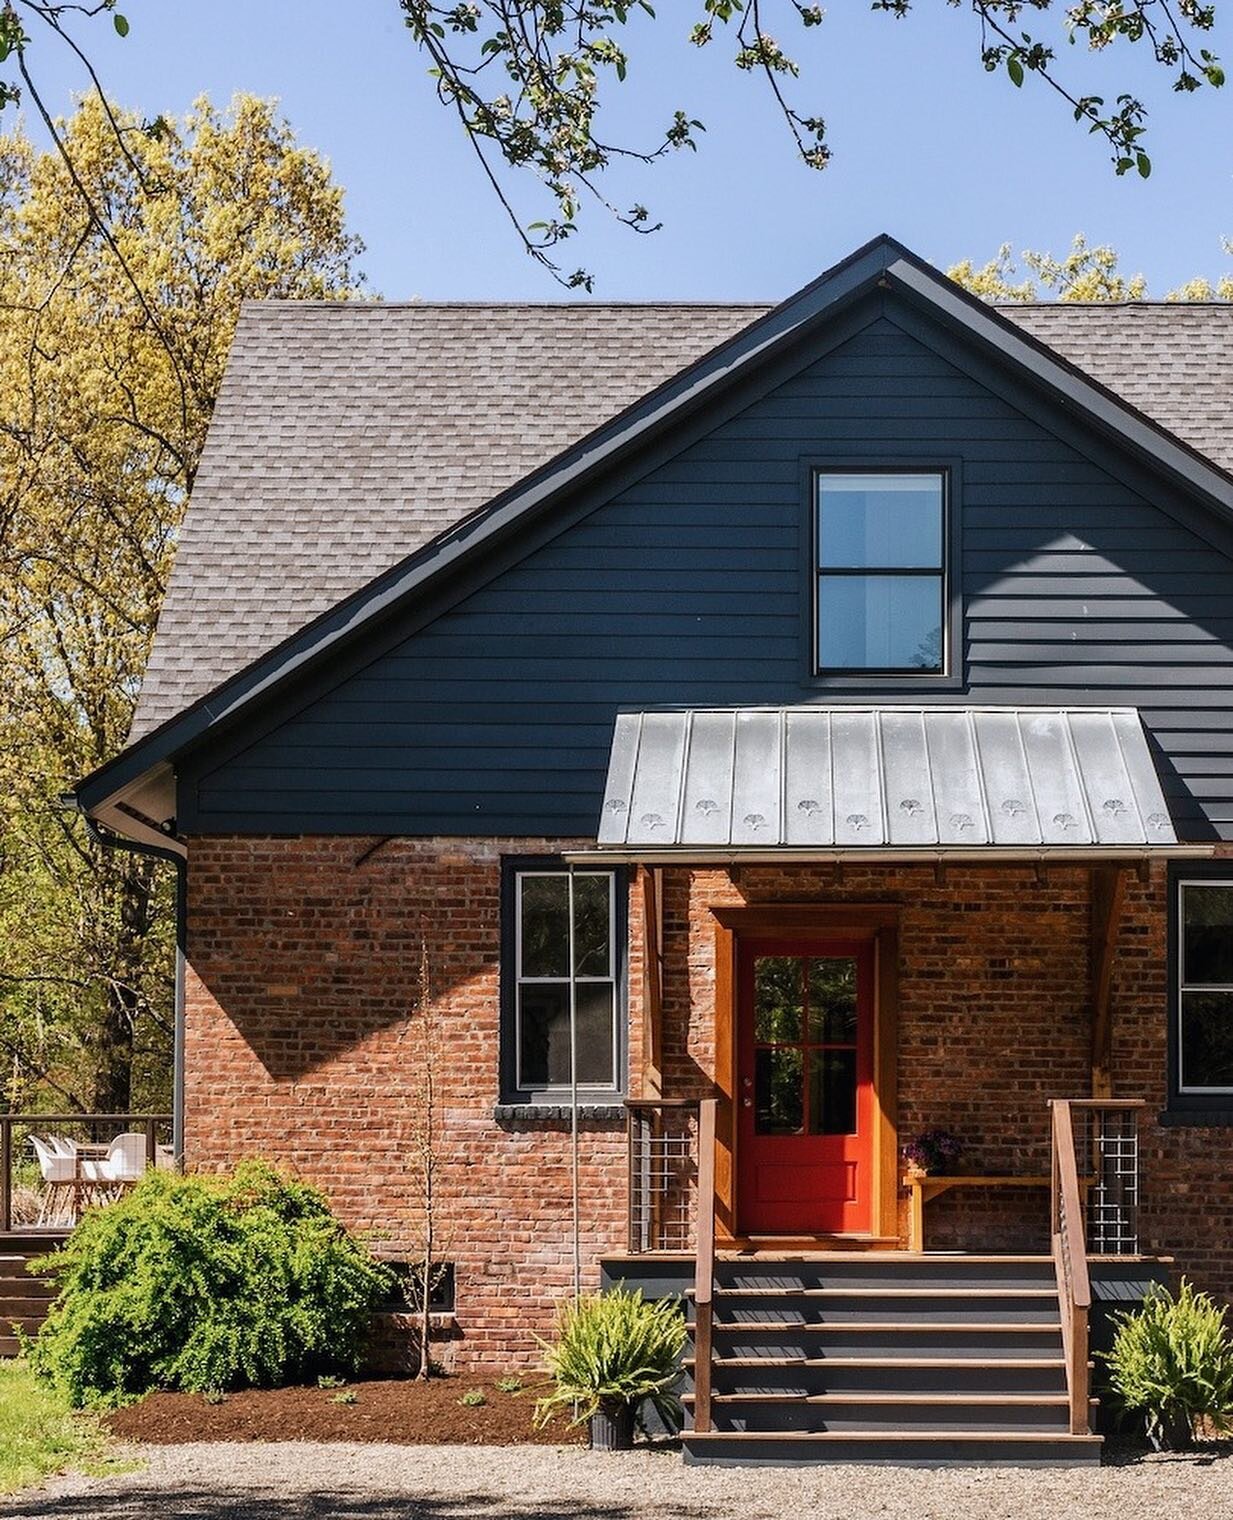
<box><xmin>587</xmin><ymin>706</ymin><xmax>1204</xmax><ymax>861</ymax></box>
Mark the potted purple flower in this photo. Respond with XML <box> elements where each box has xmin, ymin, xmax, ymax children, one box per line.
<box><xmin>902</xmin><ymin>1129</ymin><xmax>964</xmax><ymax>1180</ymax></box>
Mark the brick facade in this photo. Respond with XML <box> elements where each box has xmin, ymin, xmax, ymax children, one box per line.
<box><xmin>185</xmin><ymin>836</ymin><xmax>1233</xmax><ymax>1370</ymax></box>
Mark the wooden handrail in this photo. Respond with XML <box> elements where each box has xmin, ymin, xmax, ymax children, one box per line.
<box><xmin>1050</xmin><ymin>1099</ymin><xmax>1092</xmax><ymax>1436</ymax></box>
<box><xmin>693</xmin><ymin>1097</ymin><xmax>717</xmax><ymax>1435</ymax></box>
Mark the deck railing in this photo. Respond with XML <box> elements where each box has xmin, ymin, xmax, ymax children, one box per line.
<box><xmin>626</xmin><ymin>1099</ymin><xmax>700</xmax><ymax>1255</ymax></box>
<box><xmin>1</xmin><ymin>1113</ymin><xmax>174</xmax><ymax>1233</ymax></box>
<box><xmin>1050</xmin><ymin>1097</ymin><xmax>1146</xmax><ymax>1436</ymax></box>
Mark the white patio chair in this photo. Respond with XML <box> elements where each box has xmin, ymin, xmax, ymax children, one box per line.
<box><xmin>28</xmin><ymin>1135</ymin><xmax>76</xmax><ymax>1226</ymax></box>
<box><xmin>100</xmin><ymin>1132</ymin><xmax>149</xmax><ymax>1191</ymax></box>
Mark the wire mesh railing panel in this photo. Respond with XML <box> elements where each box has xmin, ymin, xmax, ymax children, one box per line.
<box><xmin>627</xmin><ymin>1103</ymin><xmax>698</xmax><ymax>1254</ymax></box>
<box><xmin>1072</xmin><ymin>1104</ymin><xmax>1140</xmax><ymax>1256</ymax></box>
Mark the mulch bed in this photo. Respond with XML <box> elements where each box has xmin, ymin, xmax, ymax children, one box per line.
<box><xmin>103</xmin><ymin>1377</ymin><xmax>587</xmax><ymax>1446</ymax></box>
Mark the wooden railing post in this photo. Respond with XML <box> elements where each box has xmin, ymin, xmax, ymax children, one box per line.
<box><xmin>693</xmin><ymin>1097</ymin><xmax>717</xmax><ymax>1434</ymax></box>
<box><xmin>1050</xmin><ymin>1099</ymin><xmax>1092</xmax><ymax>1437</ymax></box>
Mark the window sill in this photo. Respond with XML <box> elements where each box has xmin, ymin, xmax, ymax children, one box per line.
<box><xmin>494</xmin><ymin>1102</ymin><xmax>626</xmax><ymax>1123</ymax></box>
<box><xmin>1158</xmin><ymin>1108</ymin><xmax>1233</xmax><ymax>1128</ymax></box>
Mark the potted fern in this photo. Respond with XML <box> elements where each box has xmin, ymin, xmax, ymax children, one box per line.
<box><xmin>1103</xmin><ymin>1279</ymin><xmax>1233</xmax><ymax>1450</ymax></box>
<box><xmin>534</xmin><ymin>1285</ymin><xmax>687</xmax><ymax>1450</ymax></box>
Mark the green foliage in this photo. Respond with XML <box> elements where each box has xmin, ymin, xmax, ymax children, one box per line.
<box><xmin>332</xmin><ymin>1389</ymin><xmax>358</xmax><ymax>1405</ymax></box>
<box><xmin>496</xmin><ymin>1375</ymin><xmax>523</xmax><ymax>1393</ymax></box>
<box><xmin>951</xmin><ymin>234</ymin><xmax>1233</xmax><ymax>303</ymax></box>
<box><xmin>1103</xmin><ymin>1280</ymin><xmax>1233</xmax><ymax>1445</ymax></box>
<box><xmin>28</xmin><ymin>1162</ymin><xmax>393</xmax><ymax>1407</ymax></box>
<box><xmin>533</xmin><ymin>1285</ymin><xmax>686</xmax><ymax>1432</ymax></box>
<box><xmin>459</xmin><ymin>1387</ymin><xmax>487</xmax><ymax>1407</ymax></box>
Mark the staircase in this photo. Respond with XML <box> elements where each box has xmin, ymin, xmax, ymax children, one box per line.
<box><xmin>681</xmin><ymin>1253</ymin><xmax>1101</xmax><ymax>1465</ymax></box>
<box><xmin>0</xmin><ymin>1237</ymin><xmax>59</xmax><ymax>1355</ymax></box>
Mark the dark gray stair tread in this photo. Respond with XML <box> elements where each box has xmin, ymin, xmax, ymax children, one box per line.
<box><xmin>683</xmin><ymin>1430</ymin><xmax>1101</xmax><ymax>1445</ymax></box>
<box><xmin>708</xmin><ymin>1322</ymin><xmax>1061</xmax><ymax>1334</ymax></box>
<box><xmin>711</xmin><ymin>1287</ymin><xmax>1057</xmax><ymax>1298</ymax></box>
<box><xmin>717</xmin><ymin>1253</ymin><xmax>1054</xmax><ymax>1263</ymax></box>
<box><xmin>696</xmin><ymin>1356</ymin><xmax>1069</xmax><ymax>1369</ymax></box>
<box><xmin>685</xmin><ymin>1392</ymin><xmax>1089</xmax><ymax>1406</ymax></box>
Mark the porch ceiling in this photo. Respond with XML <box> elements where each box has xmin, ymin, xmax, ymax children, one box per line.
<box><xmin>591</xmin><ymin>706</ymin><xmax>1191</xmax><ymax>857</ymax></box>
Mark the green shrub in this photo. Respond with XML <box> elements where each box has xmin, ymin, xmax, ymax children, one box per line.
<box><xmin>29</xmin><ymin>1161</ymin><xmax>392</xmax><ymax>1406</ymax></box>
<box><xmin>533</xmin><ymin>1285</ymin><xmax>686</xmax><ymax>1433</ymax></box>
<box><xmin>1103</xmin><ymin>1279</ymin><xmax>1233</xmax><ymax>1448</ymax></box>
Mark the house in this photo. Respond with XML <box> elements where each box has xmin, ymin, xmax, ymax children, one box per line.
<box><xmin>73</xmin><ymin>235</ymin><xmax>1233</xmax><ymax>1464</ymax></box>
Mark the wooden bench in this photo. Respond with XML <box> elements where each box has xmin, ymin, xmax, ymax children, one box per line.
<box><xmin>905</xmin><ymin>1174</ymin><xmax>1053</xmax><ymax>1253</ymax></box>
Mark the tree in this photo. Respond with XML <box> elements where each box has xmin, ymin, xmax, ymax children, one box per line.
<box><xmin>0</xmin><ymin>93</ymin><xmax>365</xmax><ymax>1114</ymax></box>
<box><xmin>949</xmin><ymin>233</ymin><xmax>1233</xmax><ymax>300</ymax></box>
<box><xmin>0</xmin><ymin>4</ymin><xmax>1224</xmax><ymax>288</ymax></box>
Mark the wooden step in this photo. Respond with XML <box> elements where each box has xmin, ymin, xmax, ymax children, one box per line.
<box><xmin>707</xmin><ymin>1322</ymin><xmax>1062</xmax><ymax>1334</ymax></box>
<box><xmin>700</xmin><ymin>1356</ymin><xmax>1069</xmax><ymax>1370</ymax></box>
<box><xmin>686</xmin><ymin>1392</ymin><xmax>1087</xmax><ymax>1406</ymax></box>
<box><xmin>681</xmin><ymin>1430</ymin><xmax>1102</xmax><ymax>1466</ymax></box>
<box><xmin>711</xmin><ymin>1286</ymin><xmax>1058</xmax><ymax>1298</ymax></box>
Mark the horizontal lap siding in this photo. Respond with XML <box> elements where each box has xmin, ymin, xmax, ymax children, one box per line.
<box><xmin>185</xmin><ymin>316</ymin><xmax>1233</xmax><ymax>838</ymax></box>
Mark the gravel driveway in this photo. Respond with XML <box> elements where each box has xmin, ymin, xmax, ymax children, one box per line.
<box><xmin>3</xmin><ymin>1442</ymin><xmax>1232</xmax><ymax>1520</ymax></box>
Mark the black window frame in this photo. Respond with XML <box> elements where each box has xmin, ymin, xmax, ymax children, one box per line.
<box><xmin>1165</xmin><ymin>860</ymin><xmax>1233</xmax><ymax>1124</ymax></box>
<box><xmin>499</xmin><ymin>855</ymin><xmax>628</xmax><ymax>1106</ymax></box>
<box><xmin>799</xmin><ymin>458</ymin><xmax>964</xmax><ymax>692</ymax></box>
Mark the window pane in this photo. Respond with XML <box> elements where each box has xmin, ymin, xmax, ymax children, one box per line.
<box><xmin>1181</xmin><ymin>990</ymin><xmax>1233</xmax><ymax>1090</ymax></box>
<box><xmin>818</xmin><ymin>573</ymin><xmax>943</xmax><ymax>672</ymax></box>
<box><xmin>810</xmin><ymin>1050</ymin><xmax>857</xmax><ymax>1134</ymax></box>
<box><xmin>518</xmin><ymin>983</ymin><xmax>571</xmax><ymax>1087</ymax></box>
<box><xmin>818</xmin><ymin>473</ymin><xmax>943</xmax><ymax>569</ymax></box>
<box><xmin>520</xmin><ymin>875</ymin><xmax>569</xmax><ymax>977</ymax></box>
<box><xmin>754</xmin><ymin>957</ymin><xmax>803</xmax><ymax>1043</ymax></box>
<box><xmin>518</xmin><ymin>982</ymin><xmax>616</xmax><ymax>1088</ymax></box>
<box><xmin>573</xmin><ymin>874</ymin><xmax>612</xmax><ymax>978</ymax></box>
<box><xmin>575</xmin><ymin>983</ymin><xmax>616</xmax><ymax>1086</ymax></box>
<box><xmin>755</xmin><ymin>1047</ymin><xmax>804</xmax><ymax>1134</ymax></box>
<box><xmin>808</xmin><ymin>958</ymin><xmax>857</xmax><ymax>1044</ymax></box>
<box><xmin>1183</xmin><ymin>884</ymin><xmax>1233</xmax><ymax>985</ymax></box>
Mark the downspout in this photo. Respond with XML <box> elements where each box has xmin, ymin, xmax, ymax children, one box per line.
<box><xmin>71</xmin><ymin>807</ymin><xmax>187</xmax><ymax>1167</ymax></box>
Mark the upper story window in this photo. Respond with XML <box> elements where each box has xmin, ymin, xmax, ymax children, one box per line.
<box><xmin>814</xmin><ymin>470</ymin><xmax>947</xmax><ymax>675</ymax></box>
<box><xmin>501</xmin><ymin>862</ymin><xmax>625</xmax><ymax>1104</ymax></box>
<box><xmin>1175</xmin><ymin>879</ymin><xmax>1233</xmax><ymax>1100</ymax></box>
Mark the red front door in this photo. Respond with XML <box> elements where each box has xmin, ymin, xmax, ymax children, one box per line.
<box><xmin>736</xmin><ymin>937</ymin><xmax>875</xmax><ymax>1236</ymax></box>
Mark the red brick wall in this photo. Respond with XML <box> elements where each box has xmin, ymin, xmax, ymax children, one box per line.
<box><xmin>185</xmin><ymin>838</ymin><xmax>1233</xmax><ymax>1369</ymax></box>
<box><xmin>185</xmin><ymin>836</ymin><xmax>636</xmax><ymax>1372</ymax></box>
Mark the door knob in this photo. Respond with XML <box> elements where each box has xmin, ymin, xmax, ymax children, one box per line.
<box><xmin>743</xmin><ymin>1098</ymin><xmax>752</xmax><ymax>1108</ymax></box>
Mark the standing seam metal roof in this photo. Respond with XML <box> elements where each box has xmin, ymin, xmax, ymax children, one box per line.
<box><xmin>596</xmin><ymin>707</ymin><xmax>1177</xmax><ymax>850</ymax></box>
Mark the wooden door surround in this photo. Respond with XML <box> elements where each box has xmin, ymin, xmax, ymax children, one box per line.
<box><xmin>710</xmin><ymin>904</ymin><xmax>899</xmax><ymax>1247</ymax></box>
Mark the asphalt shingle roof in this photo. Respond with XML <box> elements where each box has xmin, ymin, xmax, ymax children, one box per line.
<box><xmin>131</xmin><ymin>298</ymin><xmax>1233</xmax><ymax>739</ymax></box>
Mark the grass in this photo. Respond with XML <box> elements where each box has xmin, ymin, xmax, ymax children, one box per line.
<box><xmin>0</xmin><ymin>1359</ymin><xmax>124</xmax><ymax>1494</ymax></box>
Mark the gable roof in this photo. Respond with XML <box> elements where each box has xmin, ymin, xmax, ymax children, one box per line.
<box><xmin>77</xmin><ymin>235</ymin><xmax>1233</xmax><ymax>846</ymax></box>
<box><xmin>133</xmin><ymin>293</ymin><xmax>1233</xmax><ymax>741</ymax></box>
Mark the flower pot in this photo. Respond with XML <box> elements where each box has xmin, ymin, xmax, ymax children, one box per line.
<box><xmin>589</xmin><ymin>1403</ymin><xmax>636</xmax><ymax>1451</ymax></box>
<box><xmin>1148</xmin><ymin>1407</ymin><xmax>1195</xmax><ymax>1452</ymax></box>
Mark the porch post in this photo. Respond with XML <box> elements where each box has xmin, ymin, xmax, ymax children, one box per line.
<box><xmin>640</xmin><ymin>867</ymin><xmax>664</xmax><ymax>1099</ymax></box>
<box><xmin>1089</xmin><ymin>864</ymin><xmax>1130</xmax><ymax>1099</ymax></box>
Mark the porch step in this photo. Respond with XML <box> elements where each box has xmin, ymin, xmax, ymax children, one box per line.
<box><xmin>686</xmin><ymin>1253</ymin><xmax>1097</xmax><ymax>1464</ymax></box>
<box><xmin>681</xmin><ymin>1430</ymin><xmax>1103</xmax><ymax>1466</ymax></box>
<box><xmin>0</xmin><ymin>1245</ymin><xmax>59</xmax><ymax>1354</ymax></box>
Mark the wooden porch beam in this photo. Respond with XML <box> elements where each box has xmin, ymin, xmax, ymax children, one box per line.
<box><xmin>1090</xmin><ymin>864</ymin><xmax>1130</xmax><ymax>1099</ymax></box>
<box><xmin>640</xmin><ymin>867</ymin><xmax>664</xmax><ymax>1098</ymax></box>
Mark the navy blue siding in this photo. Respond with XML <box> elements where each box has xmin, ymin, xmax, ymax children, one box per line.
<box><xmin>180</xmin><ymin>311</ymin><xmax>1233</xmax><ymax>839</ymax></box>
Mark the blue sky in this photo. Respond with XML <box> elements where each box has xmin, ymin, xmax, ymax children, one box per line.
<box><xmin>25</xmin><ymin>1</ymin><xmax>1233</xmax><ymax>300</ymax></box>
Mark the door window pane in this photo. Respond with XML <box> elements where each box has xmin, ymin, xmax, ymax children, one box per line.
<box><xmin>809</xmin><ymin>1050</ymin><xmax>858</xmax><ymax>1135</ymax></box>
<box><xmin>754</xmin><ymin>958</ymin><xmax>803</xmax><ymax>1043</ymax></box>
<box><xmin>818</xmin><ymin>573</ymin><xmax>943</xmax><ymax>672</ymax></box>
<box><xmin>755</xmin><ymin>1047</ymin><xmax>804</xmax><ymax>1134</ymax></box>
<box><xmin>818</xmin><ymin>473</ymin><xmax>943</xmax><ymax>569</ymax></box>
<box><xmin>808</xmin><ymin>958</ymin><xmax>857</xmax><ymax>1044</ymax></box>
<box><xmin>1183</xmin><ymin>884</ymin><xmax>1233</xmax><ymax>986</ymax></box>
